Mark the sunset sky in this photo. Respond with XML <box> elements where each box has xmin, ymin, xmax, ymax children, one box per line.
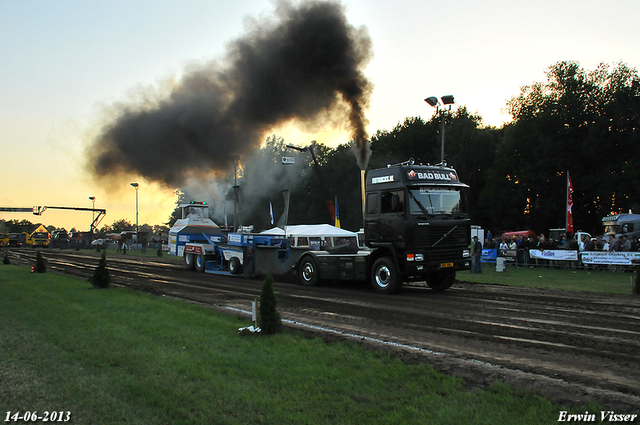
<box><xmin>2</xmin><ymin>0</ymin><xmax>638</xmax><ymax>231</ymax></box>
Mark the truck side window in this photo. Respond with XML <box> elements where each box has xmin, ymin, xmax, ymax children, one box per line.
<box><xmin>366</xmin><ymin>193</ymin><xmax>378</xmax><ymax>215</ymax></box>
<box><xmin>381</xmin><ymin>190</ymin><xmax>404</xmax><ymax>214</ymax></box>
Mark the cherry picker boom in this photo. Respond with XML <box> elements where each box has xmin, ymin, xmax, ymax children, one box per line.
<box><xmin>32</xmin><ymin>206</ymin><xmax>106</xmax><ymax>233</ymax></box>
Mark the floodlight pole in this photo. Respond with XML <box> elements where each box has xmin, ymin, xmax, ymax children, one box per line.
<box><xmin>439</xmin><ymin>110</ymin><xmax>445</xmax><ymax>164</ymax></box>
<box><xmin>425</xmin><ymin>95</ymin><xmax>455</xmax><ymax>165</ymax></box>
<box><xmin>89</xmin><ymin>196</ymin><xmax>95</xmax><ymax>233</ymax></box>
<box><xmin>130</xmin><ymin>183</ymin><xmax>139</xmax><ymax>235</ymax></box>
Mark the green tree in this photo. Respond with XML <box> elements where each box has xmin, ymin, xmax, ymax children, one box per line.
<box><xmin>4</xmin><ymin>219</ymin><xmax>34</xmax><ymax>233</ymax></box>
<box><xmin>259</xmin><ymin>272</ymin><xmax>281</xmax><ymax>334</ymax></box>
<box><xmin>98</xmin><ymin>224</ymin><xmax>113</xmax><ymax>237</ymax></box>
<box><xmin>111</xmin><ymin>219</ymin><xmax>134</xmax><ymax>233</ymax></box>
<box><xmin>486</xmin><ymin>61</ymin><xmax>640</xmax><ymax>234</ymax></box>
<box><xmin>35</xmin><ymin>250</ymin><xmax>46</xmax><ymax>273</ymax></box>
<box><xmin>92</xmin><ymin>251</ymin><xmax>110</xmax><ymax>288</ymax></box>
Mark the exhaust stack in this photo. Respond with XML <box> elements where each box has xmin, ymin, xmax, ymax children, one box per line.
<box><xmin>361</xmin><ymin>169</ymin><xmax>366</xmax><ymax>228</ymax></box>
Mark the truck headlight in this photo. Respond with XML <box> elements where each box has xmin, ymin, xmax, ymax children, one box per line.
<box><xmin>415</xmin><ymin>253</ymin><xmax>424</xmax><ymax>261</ymax></box>
<box><xmin>463</xmin><ymin>249</ymin><xmax>470</xmax><ymax>258</ymax></box>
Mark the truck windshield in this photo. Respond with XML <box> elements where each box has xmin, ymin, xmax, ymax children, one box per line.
<box><xmin>603</xmin><ymin>224</ymin><xmax>620</xmax><ymax>235</ymax></box>
<box><xmin>408</xmin><ymin>187</ymin><xmax>464</xmax><ymax>215</ymax></box>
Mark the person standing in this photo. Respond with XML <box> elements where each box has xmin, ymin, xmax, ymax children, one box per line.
<box><xmin>472</xmin><ymin>236</ymin><xmax>482</xmax><ymax>273</ymax></box>
<box><xmin>470</xmin><ymin>239</ymin><xmax>476</xmax><ymax>273</ymax></box>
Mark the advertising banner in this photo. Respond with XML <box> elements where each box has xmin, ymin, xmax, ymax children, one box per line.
<box><xmin>529</xmin><ymin>250</ymin><xmax>578</xmax><ymax>261</ymax></box>
<box><xmin>580</xmin><ymin>251</ymin><xmax>640</xmax><ymax>265</ymax></box>
<box><xmin>481</xmin><ymin>249</ymin><xmax>497</xmax><ymax>263</ymax></box>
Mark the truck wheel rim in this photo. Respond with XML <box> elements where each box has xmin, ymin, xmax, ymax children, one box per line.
<box><xmin>302</xmin><ymin>263</ymin><xmax>314</xmax><ymax>282</ymax></box>
<box><xmin>375</xmin><ymin>266</ymin><xmax>390</xmax><ymax>288</ymax></box>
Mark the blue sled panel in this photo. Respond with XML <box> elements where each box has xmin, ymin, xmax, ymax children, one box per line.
<box><xmin>204</xmin><ymin>269</ymin><xmax>235</xmax><ymax>277</ymax></box>
<box><xmin>203</xmin><ymin>259</ymin><xmax>238</xmax><ymax>277</ymax></box>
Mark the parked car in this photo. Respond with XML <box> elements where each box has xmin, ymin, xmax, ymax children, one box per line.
<box><xmin>91</xmin><ymin>238</ymin><xmax>105</xmax><ymax>246</ymax></box>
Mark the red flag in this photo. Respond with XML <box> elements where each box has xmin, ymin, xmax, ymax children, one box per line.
<box><xmin>326</xmin><ymin>200</ymin><xmax>335</xmax><ymax>221</ymax></box>
<box><xmin>567</xmin><ymin>172</ymin><xmax>574</xmax><ymax>234</ymax></box>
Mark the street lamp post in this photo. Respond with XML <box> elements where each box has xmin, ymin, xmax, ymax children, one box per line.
<box><xmin>89</xmin><ymin>196</ymin><xmax>95</xmax><ymax>233</ymax></box>
<box><xmin>130</xmin><ymin>183</ymin><xmax>139</xmax><ymax>236</ymax></box>
<box><xmin>425</xmin><ymin>95</ymin><xmax>455</xmax><ymax>165</ymax></box>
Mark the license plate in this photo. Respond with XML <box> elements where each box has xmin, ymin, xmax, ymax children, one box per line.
<box><xmin>440</xmin><ymin>262</ymin><xmax>454</xmax><ymax>268</ymax></box>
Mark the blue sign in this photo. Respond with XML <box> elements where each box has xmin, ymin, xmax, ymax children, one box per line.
<box><xmin>481</xmin><ymin>249</ymin><xmax>497</xmax><ymax>263</ymax></box>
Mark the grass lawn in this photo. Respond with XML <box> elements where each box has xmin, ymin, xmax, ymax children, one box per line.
<box><xmin>0</xmin><ymin>265</ymin><xmax>600</xmax><ymax>424</ymax></box>
<box><xmin>459</xmin><ymin>263</ymin><xmax>639</xmax><ymax>295</ymax></box>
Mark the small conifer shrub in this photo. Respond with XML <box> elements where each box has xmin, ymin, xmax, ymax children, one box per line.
<box><xmin>92</xmin><ymin>251</ymin><xmax>110</xmax><ymax>289</ymax></box>
<box><xmin>259</xmin><ymin>272</ymin><xmax>282</xmax><ymax>334</ymax></box>
<box><xmin>35</xmin><ymin>250</ymin><xmax>46</xmax><ymax>273</ymax></box>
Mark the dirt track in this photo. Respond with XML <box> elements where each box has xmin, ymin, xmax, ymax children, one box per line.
<box><xmin>7</xmin><ymin>249</ymin><xmax>640</xmax><ymax>411</ymax></box>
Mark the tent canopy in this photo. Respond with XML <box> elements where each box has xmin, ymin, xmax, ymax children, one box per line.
<box><xmin>260</xmin><ymin>224</ymin><xmax>357</xmax><ymax>238</ymax></box>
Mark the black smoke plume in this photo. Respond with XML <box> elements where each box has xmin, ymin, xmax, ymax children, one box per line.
<box><xmin>86</xmin><ymin>0</ymin><xmax>373</xmax><ymax>186</ymax></box>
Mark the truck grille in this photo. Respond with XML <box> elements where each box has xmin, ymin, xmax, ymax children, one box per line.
<box><xmin>427</xmin><ymin>247</ymin><xmax>464</xmax><ymax>262</ymax></box>
<box><xmin>414</xmin><ymin>225</ymin><xmax>469</xmax><ymax>250</ymax></box>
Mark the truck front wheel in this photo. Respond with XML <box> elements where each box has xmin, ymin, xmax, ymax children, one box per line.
<box><xmin>371</xmin><ymin>257</ymin><xmax>401</xmax><ymax>294</ymax></box>
<box><xmin>298</xmin><ymin>256</ymin><xmax>320</xmax><ymax>286</ymax></box>
<box><xmin>426</xmin><ymin>270</ymin><xmax>455</xmax><ymax>291</ymax></box>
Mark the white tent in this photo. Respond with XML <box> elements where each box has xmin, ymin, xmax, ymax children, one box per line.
<box><xmin>260</xmin><ymin>224</ymin><xmax>358</xmax><ymax>248</ymax></box>
<box><xmin>261</xmin><ymin>224</ymin><xmax>356</xmax><ymax>237</ymax></box>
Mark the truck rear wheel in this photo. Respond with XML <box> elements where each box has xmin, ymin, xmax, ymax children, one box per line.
<box><xmin>228</xmin><ymin>257</ymin><xmax>241</xmax><ymax>274</ymax></box>
<box><xmin>371</xmin><ymin>257</ymin><xmax>401</xmax><ymax>294</ymax></box>
<box><xmin>195</xmin><ymin>254</ymin><xmax>206</xmax><ymax>272</ymax></box>
<box><xmin>184</xmin><ymin>253</ymin><xmax>196</xmax><ymax>270</ymax></box>
<box><xmin>298</xmin><ymin>256</ymin><xmax>320</xmax><ymax>286</ymax></box>
<box><xmin>427</xmin><ymin>271</ymin><xmax>455</xmax><ymax>291</ymax></box>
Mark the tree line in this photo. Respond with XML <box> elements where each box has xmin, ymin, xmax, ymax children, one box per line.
<box><xmin>1</xmin><ymin>218</ymin><xmax>168</xmax><ymax>241</ymax></box>
<box><xmin>226</xmin><ymin>61</ymin><xmax>640</xmax><ymax>237</ymax></box>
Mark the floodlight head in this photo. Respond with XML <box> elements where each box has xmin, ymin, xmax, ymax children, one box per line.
<box><xmin>441</xmin><ymin>95</ymin><xmax>455</xmax><ymax>105</ymax></box>
<box><xmin>286</xmin><ymin>144</ymin><xmax>307</xmax><ymax>152</ymax></box>
<box><xmin>89</xmin><ymin>196</ymin><xmax>95</xmax><ymax>201</ymax></box>
<box><xmin>130</xmin><ymin>182</ymin><xmax>139</xmax><ymax>188</ymax></box>
<box><xmin>424</xmin><ymin>97</ymin><xmax>439</xmax><ymax>107</ymax></box>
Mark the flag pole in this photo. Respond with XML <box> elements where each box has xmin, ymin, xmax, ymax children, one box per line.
<box><xmin>566</xmin><ymin>170</ymin><xmax>569</xmax><ymax>236</ymax></box>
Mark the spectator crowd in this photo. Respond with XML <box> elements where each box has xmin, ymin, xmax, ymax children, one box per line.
<box><xmin>474</xmin><ymin>230</ymin><xmax>640</xmax><ymax>270</ymax></box>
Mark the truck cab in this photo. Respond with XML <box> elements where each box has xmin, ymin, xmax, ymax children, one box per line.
<box><xmin>29</xmin><ymin>231</ymin><xmax>50</xmax><ymax>247</ymax></box>
<box><xmin>364</xmin><ymin>161</ymin><xmax>471</xmax><ymax>290</ymax></box>
<box><xmin>168</xmin><ymin>202</ymin><xmax>226</xmax><ymax>270</ymax></box>
<box><xmin>602</xmin><ymin>213</ymin><xmax>640</xmax><ymax>240</ymax></box>
<box><xmin>296</xmin><ymin>160</ymin><xmax>471</xmax><ymax>294</ymax></box>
